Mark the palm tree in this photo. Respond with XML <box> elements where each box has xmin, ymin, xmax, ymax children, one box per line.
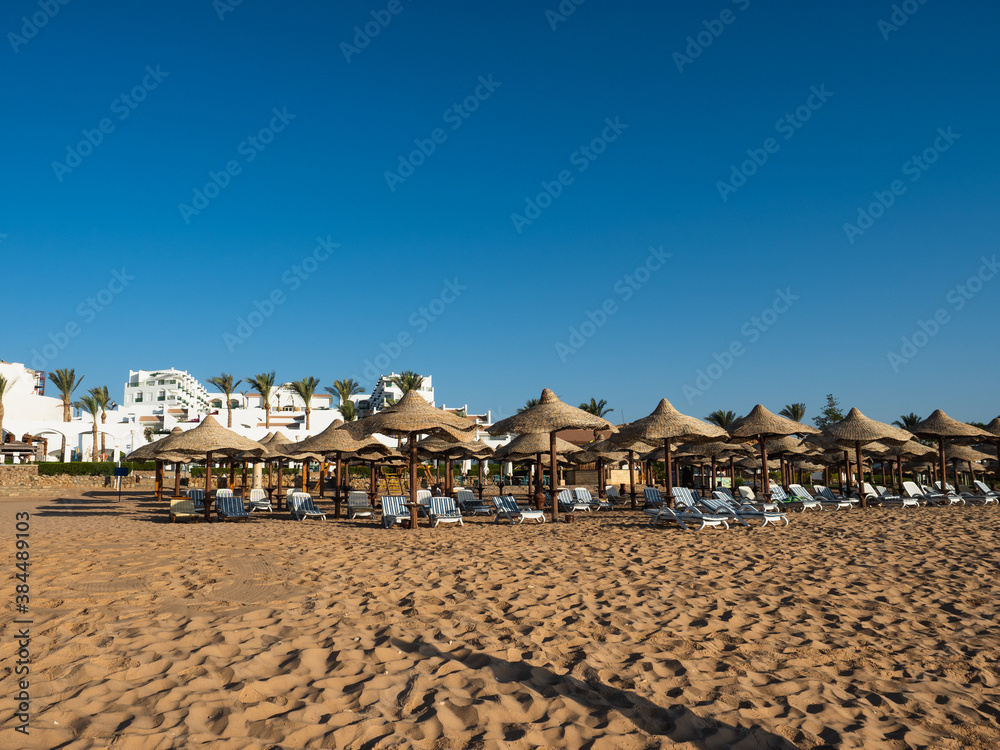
<box><xmin>89</xmin><ymin>385</ymin><xmax>112</xmax><ymax>459</ymax></box>
<box><xmin>389</xmin><ymin>371</ymin><xmax>424</xmax><ymax>394</ymax></box>
<box><xmin>578</xmin><ymin>398</ymin><xmax>613</xmax><ymax>418</ymax></box>
<box><xmin>246</xmin><ymin>371</ymin><xmax>277</xmax><ymax>429</ymax></box>
<box><xmin>326</xmin><ymin>378</ymin><xmax>364</xmax><ymax>407</ymax></box>
<box><xmin>339</xmin><ymin>399</ymin><xmax>358</xmax><ymax>422</ymax></box>
<box><xmin>0</xmin><ymin>374</ymin><xmax>13</xmax><ymax>444</ymax></box>
<box><xmin>50</xmin><ymin>368</ymin><xmax>84</xmax><ymax>422</ymax></box>
<box><xmin>74</xmin><ymin>393</ymin><xmax>102</xmax><ymax>461</ymax></box>
<box><xmin>517</xmin><ymin>398</ymin><xmax>540</xmax><ymax>414</ymax></box>
<box><xmin>705</xmin><ymin>409</ymin><xmax>737</xmax><ymax>429</ymax></box>
<box><xmin>50</xmin><ymin>368</ymin><xmax>84</xmax><ymax>462</ymax></box>
<box><xmin>291</xmin><ymin>376</ymin><xmax>320</xmax><ymax>430</ymax></box>
<box><xmin>893</xmin><ymin>412</ymin><xmax>922</xmax><ymax>429</ymax></box>
<box><xmin>779</xmin><ymin>403</ymin><xmax>806</xmax><ymax>422</ymax></box>
<box><xmin>206</xmin><ymin>373</ymin><xmax>243</xmax><ymax>428</ymax></box>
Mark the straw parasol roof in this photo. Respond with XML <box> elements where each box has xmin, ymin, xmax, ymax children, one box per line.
<box><xmin>822</xmin><ymin>408</ymin><xmax>913</xmax><ymax>446</ymax></box>
<box><xmin>945</xmin><ymin>444</ymin><xmax>992</xmax><ymax>463</ymax></box>
<box><xmin>493</xmin><ymin>433</ymin><xmax>579</xmax><ymax>461</ymax></box>
<box><xmin>152</xmin><ymin>415</ymin><xmax>266</xmax><ymax>458</ymax></box>
<box><xmin>908</xmin><ymin>409</ymin><xmax>993</xmax><ymax>495</ymax></box>
<box><xmin>416</xmin><ymin>436</ymin><xmax>493</xmax><ymax>460</ymax></box>
<box><xmin>125</xmin><ymin>427</ymin><xmax>183</xmax><ymax>461</ymax></box>
<box><xmin>730</xmin><ymin>405</ymin><xmax>820</xmax><ymax>440</ymax></box>
<box><xmin>488</xmin><ymin>389</ymin><xmax>615</xmax><ymax>436</ymax></box>
<box><xmin>608</xmin><ymin>399</ymin><xmax>725</xmax><ymax>505</ymax></box>
<box><xmin>984</xmin><ymin>417</ymin><xmax>1000</xmax><ymax>438</ymax></box>
<box><xmin>354</xmin><ymin>390</ymin><xmax>477</xmax><ymax>442</ymax></box>
<box><xmin>280</xmin><ymin>419</ymin><xmax>389</xmax><ymax>459</ymax></box>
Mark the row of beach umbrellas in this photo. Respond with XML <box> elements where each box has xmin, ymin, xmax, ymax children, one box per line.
<box><xmin>129</xmin><ymin>387</ymin><xmax>1000</xmax><ymax>523</ymax></box>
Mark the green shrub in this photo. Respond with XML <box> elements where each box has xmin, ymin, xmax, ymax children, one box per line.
<box><xmin>37</xmin><ymin>462</ymin><xmax>158</xmax><ymax>477</ymax></box>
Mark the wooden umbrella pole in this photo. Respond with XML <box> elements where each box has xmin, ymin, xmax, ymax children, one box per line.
<box><xmin>711</xmin><ymin>456</ymin><xmax>717</xmax><ymax>491</ymax></box>
<box><xmin>204</xmin><ymin>451</ymin><xmax>214</xmax><ymax>521</ymax></box>
<box><xmin>953</xmin><ymin>460</ymin><xmax>959</xmax><ymax>492</ymax></box>
<box><xmin>533</xmin><ymin>451</ymin><xmax>545</xmax><ymax>508</ymax></box>
<box><xmin>276</xmin><ymin>459</ymin><xmax>284</xmax><ymax>511</ymax></box>
<box><xmin>478</xmin><ymin>458</ymin><xmax>485</xmax><ymax>500</ymax></box>
<box><xmin>663</xmin><ymin>438</ymin><xmax>674</xmax><ymax>508</ymax></box>
<box><xmin>856</xmin><ymin>441</ymin><xmax>867</xmax><ymax>508</ymax></box>
<box><xmin>759</xmin><ymin>438</ymin><xmax>770</xmax><ymax>501</ymax></box>
<box><xmin>628</xmin><ymin>450</ymin><xmax>637</xmax><ymax>510</ymax></box>
<box><xmin>369</xmin><ymin>460</ymin><xmax>376</xmax><ymax>502</ymax></box>
<box><xmin>174</xmin><ymin>461</ymin><xmax>182</xmax><ymax>496</ymax></box>
<box><xmin>550</xmin><ymin>431</ymin><xmax>560</xmax><ymax>521</ymax></box>
<box><xmin>409</xmin><ymin>433</ymin><xmax>418</xmax><ymax>528</ymax></box>
<box><xmin>319</xmin><ymin>461</ymin><xmax>326</xmax><ymax>497</ymax></box>
<box><xmin>597</xmin><ymin>457</ymin><xmax>605</xmax><ymax>498</ymax></box>
<box><xmin>729</xmin><ymin>456</ymin><xmax>735</xmax><ymax>494</ymax></box>
<box><xmin>335</xmin><ymin>451</ymin><xmax>343</xmax><ymax>518</ymax></box>
<box><xmin>155</xmin><ymin>460</ymin><xmax>163</xmax><ymax>501</ymax></box>
<box><xmin>938</xmin><ymin>437</ymin><xmax>947</xmax><ymax>495</ymax></box>
<box><xmin>242</xmin><ymin>461</ymin><xmax>248</xmax><ymax>495</ymax></box>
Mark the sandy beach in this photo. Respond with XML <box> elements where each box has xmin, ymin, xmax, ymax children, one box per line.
<box><xmin>2</xmin><ymin>490</ymin><xmax>999</xmax><ymax>749</ymax></box>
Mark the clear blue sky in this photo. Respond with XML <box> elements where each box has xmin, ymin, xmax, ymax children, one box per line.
<box><xmin>4</xmin><ymin>0</ymin><xmax>999</xmax><ymax>426</ymax></box>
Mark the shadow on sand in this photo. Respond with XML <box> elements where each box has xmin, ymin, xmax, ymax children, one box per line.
<box><xmin>392</xmin><ymin>635</ymin><xmax>798</xmax><ymax>750</ymax></box>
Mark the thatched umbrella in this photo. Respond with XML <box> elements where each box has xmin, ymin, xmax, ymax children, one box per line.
<box><xmin>910</xmin><ymin>410</ymin><xmax>992</xmax><ymax>496</ymax></box>
<box><xmin>417</xmin><ymin>437</ymin><xmax>493</xmax><ymax>496</ymax></box>
<box><xmin>488</xmin><ymin>389</ymin><xmax>614</xmax><ymax>520</ymax></box>
<box><xmin>280</xmin><ymin>419</ymin><xmax>390</xmax><ymax>516</ymax></box>
<box><xmin>577</xmin><ymin>437</ymin><xmax>628</xmax><ymax>498</ymax></box>
<box><xmin>821</xmin><ymin>408</ymin><xmax>913</xmax><ymax>507</ymax></box>
<box><xmin>353</xmin><ymin>390</ymin><xmax>476</xmax><ymax>527</ymax></box>
<box><xmin>675</xmin><ymin>440</ymin><xmax>739</xmax><ymax>493</ymax></box>
<box><xmin>609</xmin><ymin>399</ymin><xmax>725</xmax><ymax>508</ymax></box>
<box><xmin>145</xmin><ymin>416</ymin><xmax>266</xmax><ymax>521</ymax></box>
<box><xmin>945</xmin><ymin>443</ymin><xmax>992</xmax><ymax>487</ymax></box>
<box><xmin>730</xmin><ymin>405</ymin><xmax>820</xmax><ymax>502</ymax></box>
<box><xmin>980</xmin><ymin>418</ymin><xmax>1000</xmax><ymax>487</ymax></box>
<box><xmin>494</xmin><ymin>432</ymin><xmax>578</xmax><ymax>504</ymax></box>
<box><xmin>125</xmin><ymin>427</ymin><xmax>186</xmax><ymax>500</ymax></box>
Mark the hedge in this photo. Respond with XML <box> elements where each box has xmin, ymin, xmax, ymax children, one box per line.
<box><xmin>37</xmin><ymin>461</ymin><xmax>157</xmax><ymax>477</ymax></box>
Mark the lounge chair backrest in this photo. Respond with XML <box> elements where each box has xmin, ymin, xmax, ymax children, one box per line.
<box><xmin>291</xmin><ymin>492</ymin><xmax>316</xmax><ymax>512</ymax></box>
<box><xmin>671</xmin><ymin>487</ymin><xmax>697</xmax><ymax>508</ymax></box>
<box><xmin>974</xmin><ymin>480</ymin><xmax>997</xmax><ymax>496</ymax></box>
<box><xmin>738</xmin><ymin>486</ymin><xmax>755</xmax><ymax>500</ymax></box>
<box><xmin>187</xmin><ymin>488</ymin><xmax>204</xmax><ymax>501</ymax></box>
<box><xmin>715</xmin><ymin>487</ymin><xmax>736</xmax><ymax>502</ymax></box>
<box><xmin>643</xmin><ymin>487</ymin><xmax>664</xmax><ymax>505</ymax></box>
<box><xmin>382</xmin><ymin>495</ymin><xmax>407</xmax><ymax>516</ymax></box>
<box><xmin>217</xmin><ymin>488</ymin><xmax>234</xmax><ymax>499</ymax></box>
<box><xmin>556</xmin><ymin>489</ymin><xmax>575</xmax><ymax>504</ymax></box>
<box><xmin>788</xmin><ymin>484</ymin><xmax>811</xmax><ymax>499</ymax></box>
<box><xmin>770</xmin><ymin>485</ymin><xmax>789</xmax><ymax>501</ymax></box>
<box><xmin>171</xmin><ymin>496</ymin><xmax>197</xmax><ymax>514</ymax></box>
<box><xmin>605</xmin><ymin>485</ymin><xmax>620</xmax><ymax>498</ymax></box>
<box><xmin>494</xmin><ymin>495</ymin><xmax>524</xmax><ymax>514</ymax></box>
<box><xmin>455</xmin><ymin>489</ymin><xmax>474</xmax><ymax>504</ymax></box>
<box><xmin>218</xmin><ymin>495</ymin><xmax>247</xmax><ymax>516</ymax></box>
<box><xmin>416</xmin><ymin>489</ymin><xmax>432</xmax><ymax>502</ymax></box>
<box><xmin>248</xmin><ymin>488</ymin><xmax>266</xmax><ymax>503</ymax></box>
<box><xmin>348</xmin><ymin>491</ymin><xmax>371</xmax><ymax>507</ymax></box>
<box><xmin>430</xmin><ymin>496</ymin><xmax>458</xmax><ymax>516</ymax></box>
<box><xmin>574</xmin><ymin>487</ymin><xmax>593</xmax><ymax>503</ymax></box>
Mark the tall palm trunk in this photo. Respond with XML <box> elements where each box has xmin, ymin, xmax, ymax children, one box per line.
<box><xmin>100</xmin><ymin>410</ymin><xmax>107</xmax><ymax>458</ymax></box>
<box><xmin>226</xmin><ymin>402</ymin><xmax>233</xmax><ymax>427</ymax></box>
<box><xmin>305</xmin><ymin>406</ymin><xmax>311</xmax><ymax>430</ymax></box>
<box><xmin>92</xmin><ymin>422</ymin><xmax>99</xmax><ymax>461</ymax></box>
<box><xmin>61</xmin><ymin>435</ymin><xmax>67</xmax><ymax>462</ymax></box>
<box><xmin>62</xmin><ymin>399</ymin><xmax>71</xmax><ymax>422</ymax></box>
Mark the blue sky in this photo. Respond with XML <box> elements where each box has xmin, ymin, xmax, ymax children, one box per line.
<box><xmin>3</xmin><ymin>0</ymin><xmax>999</xmax><ymax>426</ymax></box>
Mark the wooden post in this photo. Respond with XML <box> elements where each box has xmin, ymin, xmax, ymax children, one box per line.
<box><xmin>550</xmin><ymin>432</ymin><xmax>560</xmax><ymax>521</ymax></box>
<box><xmin>628</xmin><ymin>450</ymin><xmax>637</xmax><ymax>510</ymax></box>
<box><xmin>203</xmin><ymin>451</ymin><xmax>214</xmax><ymax>521</ymax></box>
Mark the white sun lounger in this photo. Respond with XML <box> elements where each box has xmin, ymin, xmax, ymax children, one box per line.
<box><xmin>247</xmin><ymin>488</ymin><xmax>272</xmax><ymax>512</ymax></box>
<box><xmin>290</xmin><ymin>492</ymin><xmax>327</xmax><ymax>520</ymax></box>
<box><xmin>455</xmin><ymin>488</ymin><xmax>493</xmax><ymax>515</ymax></box>
<box><xmin>429</xmin><ymin>496</ymin><xmax>464</xmax><ymax>527</ymax></box>
<box><xmin>493</xmin><ymin>495</ymin><xmax>545</xmax><ymax>524</ymax></box>
<box><xmin>557</xmin><ymin>488</ymin><xmax>591</xmax><ymax>512</ymax></box>
<box><xmin>380</xmin><ymin>495</ymin><xmax>411</xmax><ymax>528</ymax></box>
<box><xmin>347</xmin><ymin>490</ymin><xmax>375</xmax><ymax>519</ymax></box>
<box><xmin>707</xmin><ymin>489</ymin><xmax>788</xmax><ymax>527</ymax></box>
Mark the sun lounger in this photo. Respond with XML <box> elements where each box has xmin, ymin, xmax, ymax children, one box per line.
<box><xmin>289</xmin><ymin>492</ymin><xmax>327</xmax><ymax>520</ymax></box>
<box><xmin>169</xmin><ymin>496</ymin><xmax>201</xmax><ymax>523</ymax></box>
<box><xmin>868</xmin><ymin>483</ymin><xmax>919</xmax><ymax>507</ymax></box>
<box><xmin>380</xmin><ymin>495</ymin><xmax>411</xmax><ymax>528</ymax></box>
<box><xmin>217</xmin><ymin>493</ymin><xmax>251</xmax><ymax>521</ymax></box>
<box><xmin>645</xmin><ymin>494</ymin><xmax>729</xmax><ymax>530</ymax></box>
<box><xmin>347</xmin><ymin>490</ymin><xmax>375</xmax><ymax>519</ymax></box>
<box><xmin>455</xmin><ymin>488</ymin><xmax>493</xmax><ymax>515</ymax></box>
<box><xmin>247</xmin><ymin>488</ymin><xmax>272</xmax><ymax>512</ymax></box>
<box><xmin>416</xmin><ymin>489</ymin><xmax>432</xmax><ymax>517</ymax></box>
<box><xmin>903</xmin><ymin>481</ymin><xmax>952</xmax><ymax>506</ymax></box>
<box><xmin>493</xmin><ymin>495</ymin><xmax>545</xmax><ymax>524</ymax></box>
<box><xmin>605</xmin><ymin>485</ymin><xmax>625</xmax><ymax>504</ymax></box>
<box><xmin>810</xmin><ymin>485</ymin><xmax>859</xmax><ymax>510</ymax></box>
<box><xmin>574</xmin><ymin>487</ymin><xmax>611</xmax><ymax>510</ymax></box>
<box><xmin>936</xmin><ymin>481</ymin><xmax>990</xmax><ymax>504</ymax></box>
<box><xmin>644</xmin><ymin>487</ymin><xmax>666</xmax><ymax>507</ymax></box>
<box><xmin>557</xmin><ymin>488</ymin><xmax>591</xmax><ymax>512</ymax></box>
<box><xmin>429</xmin><ymin>496</ymin><xmax>464</xmax><ymax>527</ymax></box>
<box><xmin>923</xmin><ymin>484</ymin><xmax>964</xmax><ymax>505</ymax></box>
<box><xmin>704</xmin><ymin>489</ymin><xmax>788</xmax><ymax>527</ymax></box>
<box><xmin>784</xmin><ymin>484</ymin><xmax>827</xmax><ymax>511</ymax></box>
<box><xmin>186</xmin><ymin>488</ymin><xmax>205</xmax><ymax>510</ymax></box>
<box><xmin>972</xmin><ymin>480</ymin><xmax>1000</xmax><ymax>505</ymax></box>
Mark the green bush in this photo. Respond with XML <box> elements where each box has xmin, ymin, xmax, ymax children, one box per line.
<box><xmin>37</xmin><ymin>461</ymin><xmax>155</xmax><ymax>477</ymax></box>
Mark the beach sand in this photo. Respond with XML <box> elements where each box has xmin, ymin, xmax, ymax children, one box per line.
<box><xmin>2</xmin><ymin>490</ymin><xmax>998</xmax><ymax>749</ymax></box>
